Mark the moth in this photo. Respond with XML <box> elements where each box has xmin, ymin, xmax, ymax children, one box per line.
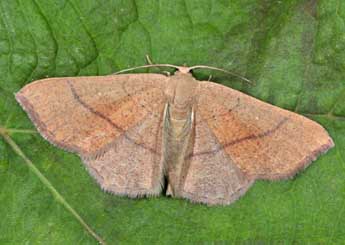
<box><xmin>16</xmin><ymin>64</ymin><xmax>334</xmax><ymax>205</ymax></box>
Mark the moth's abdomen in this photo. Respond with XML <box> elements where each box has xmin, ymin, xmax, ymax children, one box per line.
<box><xmin>162</xmin><ymin>104</ymin><xmax>194</xmax><ymax>196</ymax></box>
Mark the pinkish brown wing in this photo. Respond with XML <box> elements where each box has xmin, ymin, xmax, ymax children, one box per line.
<box><xmin>16</xmin><ymin>74</ymin><xmax>168</xmax><ymax>196</ymax></box>
<box><xmin>178</xmin><ymin>111</ymin><xmax>254</xmax><ymax>205</ymax></box>
<box><xmin>194</xmin><ymin>81</ymin><xmax>334</xmax><ymax>181</ymax></box>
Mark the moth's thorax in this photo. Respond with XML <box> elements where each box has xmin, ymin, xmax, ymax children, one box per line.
<box><xmin>165</xmin><ymin>72</ymin><xmax>198</xmax><ymax>120</ymax></box>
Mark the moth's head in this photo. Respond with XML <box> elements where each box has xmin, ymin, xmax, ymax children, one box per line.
<box><xmin>175</xmin><ymin>66</ymin><xmax>192</xmax><ymax>74</ymax></box>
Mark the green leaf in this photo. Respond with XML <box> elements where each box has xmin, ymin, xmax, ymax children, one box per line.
<box><xmin>1</xmin><ymin>0</ymin><xmax>344</xmax><ymax>243</ymax></box>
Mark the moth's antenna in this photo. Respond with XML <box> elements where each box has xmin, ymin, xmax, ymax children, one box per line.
<box><xmin>113</xmin><ymin>57</ymin><xmax>255</xmax><ymax>85</ymax></box>
<box><xmin>113</xmin><ymin>64</ymin><xmax>180</xmax><ymax>75</ymax></box>
<box><xmin>189</xmin><ymin>65</ymin><xmax>255</xmax><ymax>85</ymax></box>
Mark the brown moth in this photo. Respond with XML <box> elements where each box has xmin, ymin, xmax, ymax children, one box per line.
<box><xmin>15</xmin><ymin>64</ymin><xmax>334</xmax><ymax>205</ymax></box>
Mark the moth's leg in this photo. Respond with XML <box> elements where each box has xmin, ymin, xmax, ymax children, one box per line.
<box><xmin>145</xmin><ymin>54</ymin><xmax>171</xmax><ymax>76</ymax></box>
